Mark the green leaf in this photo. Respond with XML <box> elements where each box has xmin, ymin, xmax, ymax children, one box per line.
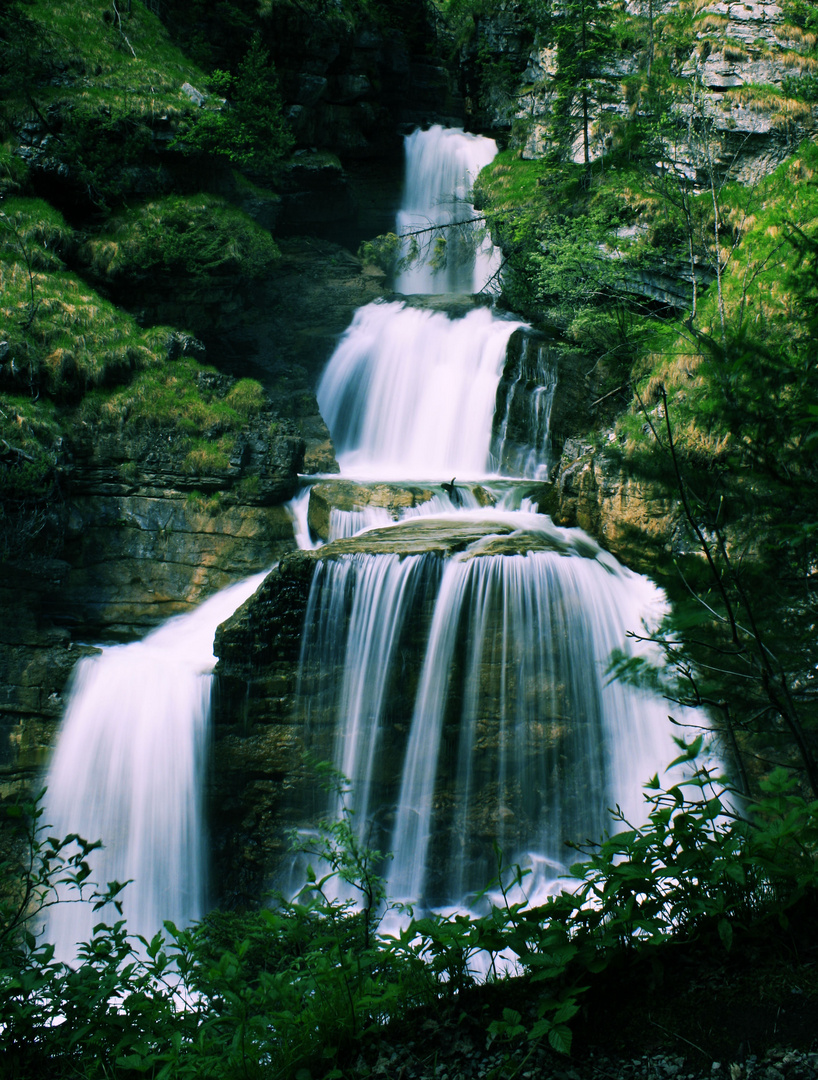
<box><xmin>718</xmin><ymin>919</ymin><xmax>733</xmax><ymax>952</ymax></box>
<box><xmin>548</xmin><ymin>1024</ymin><xmax>573</xmax><ymax>1055</ymax></box>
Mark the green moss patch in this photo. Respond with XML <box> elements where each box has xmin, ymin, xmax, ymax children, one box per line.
<box><xmin>81</xmin><ymin>194</ymin><xmax>281</xmax><ymax>283</ymax></box>
<box><xmin>1</xmin><ymin>197</ymin><xmax>266</xmax><ymax>508</ymax></box>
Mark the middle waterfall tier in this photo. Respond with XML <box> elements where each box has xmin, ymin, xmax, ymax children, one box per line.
<box><xmin>316</xmin><ymin>302</ymin><xmax>526</xmax><ymax>481</ymax></box>
<box><xmin>290</xmin><ymin>513</ymin><xmax>683</xmax><ymax>911</ymax></box>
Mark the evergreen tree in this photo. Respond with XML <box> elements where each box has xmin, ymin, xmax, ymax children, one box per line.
<box><xmin>551</xmin><ymin>0</ymin><xmax>616</xmax><ymax>183</ymax></box>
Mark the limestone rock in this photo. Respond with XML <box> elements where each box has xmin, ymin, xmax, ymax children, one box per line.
<box><xmin>549</xmin><ymin>443</ymin><xmax>692</xmax><ymax>574</ymax></box>
<box><xmin>0</xmin><ymin>561</ymin><xmax>99</xmax><ymax>793</ymax></box>
<box><xmin>307</xmin><ymin>481</ymin><xmax>435</xmax><ymax>541</ymax></box>
<box><xmin>492</xmin><ymin>327</ymin><xmax>591</xmax><ymax>479</ymax></box>
<box><xmin>57</xmin><ymin>495</ymin><xmax>297</xmax><ymax>639</ymax></box>
<box><xmin>180</xmin><ymin>82</ymin><xmax>205</xmax><ymax>107</ymax></box>
<box><xmin>498</xmin><ymin>0</ymin><xmax>815</xmax><ymax>185</ymax></box>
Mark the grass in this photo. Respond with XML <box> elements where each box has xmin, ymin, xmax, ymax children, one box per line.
<box><xmin>20</xmin><ymin>0</ymin><xmax>208</xmax><ymax>119</ymax></box>
<box><xmin>1</xmin><ymin>197</ymin><xmax>268</xmax><ymax>499</ymax></box>
<box><xmin>80</xmin><ymin>194</ymin><xmax>281</xmax><ymax>282</ymax></box>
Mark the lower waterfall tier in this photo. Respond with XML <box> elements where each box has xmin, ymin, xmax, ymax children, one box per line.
<box><xmin>213</xmin><ymin>512</ymin><xmax>690</xmax><ymax>912</ymax></box>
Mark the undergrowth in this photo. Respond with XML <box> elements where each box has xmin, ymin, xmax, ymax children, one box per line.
<box><xmin>1</xmin><ymin>742</ymin><xmax>817</xmax><ymax>1078</ymax></box>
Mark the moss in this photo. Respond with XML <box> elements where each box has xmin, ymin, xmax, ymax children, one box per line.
<box><xmin>237</xmin><ymin>474</ymin><xmax>260</xmax><ymax>499</ymax></box>
<box><xmin>20</xmin><ymin>0</ymin><xmax>207</xmax><ymax>118</ymax></box>
<box><xmin>182</xmin><ymin>439</ymin><xmax>232</xmax><ymax>475</ymax></box>
<box><xmin>225</xmin><ymin>379</ymin><xmax>266</xmax><ymax>418</ymax></box>
<box><xmin>1</xmin><ymin>197</ymin><xmax>270</xmax><ymax>516</ymax></box>
<box><xmin>81</xmin><ymin>194</ymin><xmax>280</xmax><ymax>283</ymax></box>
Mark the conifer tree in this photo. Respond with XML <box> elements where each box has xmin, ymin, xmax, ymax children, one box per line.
<box><xmin>551</xmin><ymin>0</ymin><xmax>615</xmax><ymax>183</ymax></box>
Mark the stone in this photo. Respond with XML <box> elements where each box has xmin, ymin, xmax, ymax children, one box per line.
<box><xmin>307</xmin><ymin>481</ymin><xmax>436</xmax><ymax>541</ymax></box>
<box><xmin>293</xmin><ymin>74</ymin><xmax>328</xmax><ymax>106</ymax></box>
<box><xmin>336</xmin><ymin>73</ymin><xmax>372</xmax><ymax>103</ymax></box>
<box><xmin>180</xmin><ymin>82</ymin><xmax>205</xmax><ymax>107</ymax></box>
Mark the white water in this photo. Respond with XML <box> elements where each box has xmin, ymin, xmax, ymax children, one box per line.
<box><xmin>42</xmin><ymin>571</ymin><xmax>268</xmax><ymax>960</ymax></box>
<box><xmin>317</xmin><ymin>301</ymin><xmax>524</xmax><ymax>481</ymax></box>
<box><xmin>395</xmin><ymin>125</ymin><xmax>501</xmax><ymax>295</ymax></box>
<box><xmin>299</xmin><ymin>126</ymin><xmax>707</xmax><ymax>920</ymax></box>
<box><xmin>296</xmin><ymin>511</ymin><xmax>682</xmax><ymax>910</ymax></box>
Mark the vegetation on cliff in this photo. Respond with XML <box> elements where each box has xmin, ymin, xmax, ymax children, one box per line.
<box><xmin>456</xmin><ymin>0</ymin><xmax>818</xmax><ymax>807</ymax></box>
<box><xmin>0</xmin><ymin>194</ymin><xmax>278</xmax><ymax>558</ymax></box>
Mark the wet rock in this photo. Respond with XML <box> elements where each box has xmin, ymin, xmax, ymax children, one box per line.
<box><xmin>307</xmin><ymin>480</ymin><xmax>435</xmax><ymax>541</ymax></box>
<box><xmin>55</xmin><ymin>495</ymin><xmax>296</xmax><ymax>639</ymax></box>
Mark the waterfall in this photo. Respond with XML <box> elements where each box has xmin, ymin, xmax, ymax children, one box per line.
<box><xmin>316</xmin><ymin>302</ymin><xmax>524</xmax><ymax>480</ymax></box>
<box><xmin>298</xmin><ymin>124</ymin><xmax>706</xmax><ymax>919</ymax></box>
<box><xmin>492</xmin><ymin>336</ymin><xmax>559</xmax><ymax>480</ymax></box>
<box><xmin>42</xmin><ymin>571</ymin><xmax>267</xmax><ymax>960</ymax></box>
<box><xmin>395</xmin><ymin>125</ymin><xmax>501</xmax><ymax>295</ymax></box>
<box><xmin>39</xmin><ymin>120</ymin><xmax>701</xmax><ymax>957</ymax></box>
<box><xmin>294</xmin><ymin>512</ymin><xmax>681</xmax><ymax>911</ymax></box>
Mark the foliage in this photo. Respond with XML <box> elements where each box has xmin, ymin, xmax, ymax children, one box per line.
<box><xmin>782</xmin><ymin>71</ymin><xmax>818</xmax><ymax>101</ymax></box>
<box><xmin>82</xmin><ymin>194</ymin><xmax>281</xmax><ymax>282</ymax></box>
<box><xmin>596</xmin><ymin>142</ymin><xmax>818</xmax><ymax>800</ymax></box>
<box><xmin>3</xmin><ymin>746</ymin><xmax>817</xmax><ymax>1077</ymax></box>
<box><xmin>174</xmin><ymin>33</ymin><xmax>293</xmax><ymax>173</ymax></box>
<box><xmin>782</xmin><ymin>0</ymin><xmax>818</xmax><ymax>34</ymax></box>
<box><xmin>0</xmin><ymin>0</ymin><xmax>235</xmax><ymax>205</ymax></box>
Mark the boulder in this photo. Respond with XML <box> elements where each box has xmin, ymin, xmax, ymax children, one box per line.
<box><xmin>307</xmin><ymin>480</ymin><xmax>435</xmax><ymax>541</ymax></box>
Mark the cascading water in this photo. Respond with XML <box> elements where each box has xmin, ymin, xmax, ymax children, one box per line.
<box><xmin>317</xmin><ymin>301</ymin><xmax>524</xmax><ymax>480</ymax></box>
<box><xmin>394</xmin><ymin>125</ymin><xmax>501</xmax><ymax>295</ymax></box>
<box><xmin>39</xmin><ymin>122</ymin><xmax>703</xmax><ymax>958</ymax></box>
<box><xmin>42</xmin><ymin>571</ymin><xmax>267</xmax><ymax>960</ymax></box>
<box><xmin>295</xmin><ymin>512</ymin><xmax>681</xmax><ymax>910</ymax></box>
<box><xmin>297</xmin><ymin>125</ymin><xmax>704</xmax><ymax>916</ymax></box>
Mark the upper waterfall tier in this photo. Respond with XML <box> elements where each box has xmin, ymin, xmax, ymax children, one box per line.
<box><xmin>317</xmin><ymin>301</ymin><xmax>525</xmax><ymax>481</ymax></box>
<box><xmin>394</xmin><ymin>125</ymin><xmax>501</xmax><ymax>296</ymax></box>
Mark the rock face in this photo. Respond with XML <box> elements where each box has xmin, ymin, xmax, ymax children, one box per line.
<box><xmin>475</xmin><ymin>0</ymin><xmax>816</xmax><ymax>187</ymax></box>
<box><xmin>56</xmin><ymin>496</ymin><xmax>295</xmax><ymax>639</ymax></box>
<box><xmin>0</xmin><ymin>562</ymin><xmax>99</xmax><ymax>799</ymax></box>
<box><xmin>492</xmin><ymin>327</ymin><xmax>589</xmax><ymax>479</ymax></box>
<box><xmin>270</xmin><ymin>12</ymin><xmax>464</xmax><ymax>161</ymax></box>
<box><xmin>306</xmin><ymin>481</ymin><xmax>436</xmax><ymax>542</ymax></box>
<box><xmin>209</xmin><ymin>551</ymin><xmax>317</xmax><ymax>907</ymax></box>
<box><xmin>0</xmin><ymin>486</ymin><xmax>298</xmax><ymax>795</ymax></box>
<box><xmin>264</xmin><ymin>9</ymin><xmax>465</xmax><ymax>246</ymax></box>
<box><xmin>545</xmin><ymin>442</ymin><xmax>689</xmax><ymax>574</ymax></box>
<box><xmin>0</xmin><ymin>396</ymin><xmax>304</xmax><ymax>793</ymax></box>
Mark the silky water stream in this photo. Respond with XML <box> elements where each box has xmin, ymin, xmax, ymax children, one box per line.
<box><xmin>42</xmin><ymin>125</ymin><xmax>702</xmax><ymax>961</ymax></box>
<box><xmin>295</xmin><ymin>126</ymin><xmax>699</xmax><ymax>916</ymax></box>
<box><xmin>42</xmin><ymin>572</ymin><xmax>267</xmax><ymax>959</ymax></box>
